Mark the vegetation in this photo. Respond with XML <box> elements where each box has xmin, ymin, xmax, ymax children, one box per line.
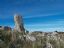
<box><xmin>0</xmin><ymin>30</ymin><xmax>64</xmax><ymax>48</ymax></box>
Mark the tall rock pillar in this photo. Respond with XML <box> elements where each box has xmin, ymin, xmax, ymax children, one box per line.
<box><xmin>14</xmin><ymin>14</ymin><xmax>25</xmax><ymax>34</ymax></box>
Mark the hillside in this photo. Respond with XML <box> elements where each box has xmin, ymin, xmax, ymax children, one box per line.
<box><xmin>0</xmin><ymin>30</ymin><xmax>64</xmax><ymax>48</ymax></box>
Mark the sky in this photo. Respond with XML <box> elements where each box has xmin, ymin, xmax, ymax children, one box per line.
<box><xmin>0</xmin><ymin>0</ymin><xmax>64</xmax><ymax>32</ymax></box>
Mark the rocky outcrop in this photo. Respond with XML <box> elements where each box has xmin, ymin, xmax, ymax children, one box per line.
<box><xmin>0</xmin><ymin>26</ymin><xmax>11</xmax><ymax>32</ymax></box>
<box><xmin>14</xmin><ymin>14</ymin><xmax>25</xmax><ymax>34</ymax></box>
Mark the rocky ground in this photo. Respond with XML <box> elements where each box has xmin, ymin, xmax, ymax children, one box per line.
<box><xmin>0</xmin><ymin>30</ymin><xmax>64</xmax><ymax>48</ymax></box>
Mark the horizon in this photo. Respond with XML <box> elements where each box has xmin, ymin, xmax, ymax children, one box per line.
<box><xmin>0</xmin><ymin>0</ymin><xmax>64</xmax><ymax>32</ymax></box>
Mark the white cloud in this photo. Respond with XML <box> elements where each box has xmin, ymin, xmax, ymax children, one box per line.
<box><xmin>23</xmin><ymin>12</ymin><xmax>64</xmax><ymax>18</ymax></box>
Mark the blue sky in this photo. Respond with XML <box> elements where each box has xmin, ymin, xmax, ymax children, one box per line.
<box><xmin>0</xmin><ymin>0</ymin><xmax>64</xmax><ymax>32</ymax></box>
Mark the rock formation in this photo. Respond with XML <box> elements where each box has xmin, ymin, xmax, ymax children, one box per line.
<box><xmin>14</xmin><ymin>14</ymin><xmax>25</xmax><ymax>34</ymax></box>
<box><xmin>0</xmin><ymin>26</ymin><xmax>11</xmax><ymax>32</ymax></box>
